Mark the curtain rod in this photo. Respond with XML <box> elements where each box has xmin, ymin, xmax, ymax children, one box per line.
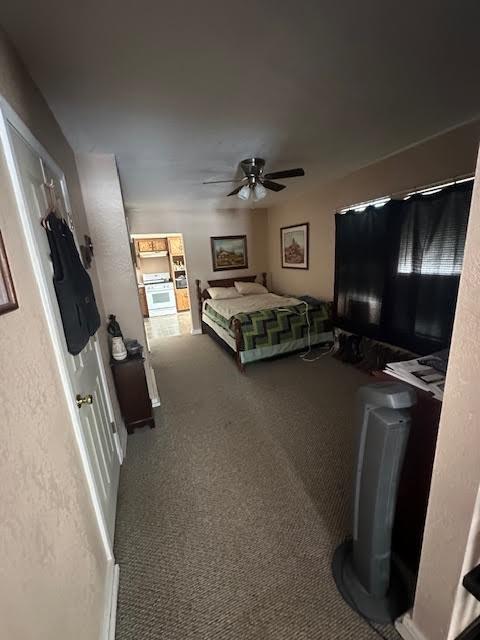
<box><xmin>337</xmin><ymin>171</ymin><xmax>475</xmax><ymax>214</ymax></box>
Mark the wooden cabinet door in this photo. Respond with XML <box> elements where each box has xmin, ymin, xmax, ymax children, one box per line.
<box><xmin>175</xmin><ymin>288</ymin><xmax>190</xmax><ymax>312</ymax></box>
<box><xmin>138</xmin><ymin>288</ymin><xmax>149</xmax><ymax>317</ymax></box>
<box><xmin>152</xmin><ymin>238</ymin><xmax>167</xmax><ymax>251</ymax></box>
<box><xmin>138</xmin><ymin>239</ymin><xmax>153</xmax><ymax>252</ymax></box>
<box><xmin>168</xmin><ymin>236</ymin><xmax>184</xmax><ymax>255</ymax></box>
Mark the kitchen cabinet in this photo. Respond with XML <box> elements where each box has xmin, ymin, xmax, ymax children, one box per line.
<box><xmin>168</xmin><ymin>235</ymin><xmax>184</xmax><ymax>255</ymax></box>
<box><xmin>167</xmin><ymin>235</ymin><xmax>190</xmax><ymax>312</ymax></box>
<box><xmin>175</xmin><ymin>287</ymin><xmax>190</xmax><ymax>312</ymax></box>
<box><xmin>137</xmin><ymin>239</ymin><xmax>153</xmax><ymax>252</ymax></box>
<box><xmin>152</xmin><ymin>238</ymin><xmax>167</xmax><ymax>251</ymax></box>
<box><xmin>138</xmin><ymin>286</ymin><xmax>149</xmax><ymax>317</ymax></box>
<box><xmin>137</xmin><ymin>238</ymin><xmax>168</xmax><ymax>253</ymax></box>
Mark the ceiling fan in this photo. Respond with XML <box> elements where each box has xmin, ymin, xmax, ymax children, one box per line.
<box><xmin>203</xmin><ymin>158</ymin><xmax>305</xmax><ymax>201</ymax></box>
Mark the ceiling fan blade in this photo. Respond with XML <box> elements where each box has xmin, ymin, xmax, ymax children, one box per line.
<box><xmin>262</xmin><ymin>180</ymin><xmax>286</xmax><ymax>192</ymax></box>
<box><xmin>264</xmin><ymin>168</ymin><xmax>305</xmax><ymax>180</ymax></box>
<box><xmin>203</xmin><ymin>178</ymin><xmax>246</xmax><ymax>185</ymax></box>
<box><xmin>227</xmin><ymin>185</ymin><xmax>245</xmax><ymax>196</ymax></box>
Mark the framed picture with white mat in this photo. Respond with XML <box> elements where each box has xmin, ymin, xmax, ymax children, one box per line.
<box><xmin>281</xmin><ymin>222</ymin><xmax>309</xmax><ymax>269</ymax></box>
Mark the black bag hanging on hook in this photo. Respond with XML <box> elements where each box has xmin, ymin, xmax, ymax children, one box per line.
<box><xmin>45</xmin><ymin>211</ymin><xmax>100</xmax><ymax>355</ymax></box>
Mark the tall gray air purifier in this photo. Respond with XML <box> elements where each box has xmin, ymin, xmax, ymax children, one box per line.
<box><xmin>332</xmin><ymin>382</ymin><xmax>416</xmax><ymax>623</ymax></box>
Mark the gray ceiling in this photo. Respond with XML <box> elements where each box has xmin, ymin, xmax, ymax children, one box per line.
<box><xmin>2</xmin><ymin>0</ymin><xmax>480</xmax><ymax>211</ymax></box>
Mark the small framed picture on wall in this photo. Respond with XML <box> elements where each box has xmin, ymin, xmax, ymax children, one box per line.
<box><xmin>211</xmin><ymin>235</ymin><xmax>248</xmax><ymax>271</ymax></box>
<box><xmin>281</xmin><ymin>222</ymin><xmax>309</xmax><ymax>269</ymax></box>
<box><xmin>0</xmin><ymin>230</ymin><xmax>18</xmax><ymax>315</ymax></box>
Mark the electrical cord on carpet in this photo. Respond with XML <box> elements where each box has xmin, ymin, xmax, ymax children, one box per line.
<box><xmin>338</xmin><ymin>537</ymin><xmax>391</xmax><ymax>640</ymax></box>
<box><xmin>277</xmin><ymin>301</ymin><xmax>335</xmax><ymax>362</ymax></box>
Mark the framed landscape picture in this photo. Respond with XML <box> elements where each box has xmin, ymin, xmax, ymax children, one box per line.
<box><xmin>211</xmin><ymin>235</ymin><xmax>248</xmax><ymax>271</ymax></box>
<box><xmin>281</xmin><ymin>222</ymin><xmax>309</xmax><ymax>269</ymax></box>
<box><xmin>0</xmin><ymin>230</ymin><xmax>18</xmax><ymax>315</ymax></box>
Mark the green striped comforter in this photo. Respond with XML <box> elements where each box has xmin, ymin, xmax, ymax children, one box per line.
<box><xmin>204</xmin><ymin>300</ymin><xmax>332</xmax><ymax>351</ymax></box>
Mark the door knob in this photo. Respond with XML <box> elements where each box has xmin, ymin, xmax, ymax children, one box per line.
<box><xmin>76</xmin><ymin>393</ymin><xmax>93</xmax><ymax>408</ymax></box>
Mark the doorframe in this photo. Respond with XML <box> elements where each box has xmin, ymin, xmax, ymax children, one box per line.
<box><xmin>130</xmin><ymin>231</ymin><xmax>196</xmax><ymax>336</ymax></box>
<box><xmin>0</xmin><ymin>95</ymin><xmax>118</xmax><ymax>565</ymax></box>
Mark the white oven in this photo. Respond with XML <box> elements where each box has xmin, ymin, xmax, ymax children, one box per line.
<box><xmin>143</xmin><ymin>273</ymin><xmax>176</xmax><ymax>316</ymax></box>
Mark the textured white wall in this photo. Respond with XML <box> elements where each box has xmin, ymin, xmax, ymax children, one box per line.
<box><xmin>76</xmin><ymin>153</ymin><xmax>159</xmax><ymax>401</ymax></box>
<box><xmin>0</xmin><ymin>28</ymin><xmax>108</xmax><ymax>640</ymax></box>
<box><xmin>412</xmin><ymin>148</ymin><xmax>480</xmax><ymax>639</ymax></box>
<box><xmin>76</xmin><ymin>154</ymin><xmax>144</xmax><ymax>340</ymax></box>
<box><xmin>128</xmin><ymin>208</ymin><xmax>269</xmax><ymax>331</ymax></box>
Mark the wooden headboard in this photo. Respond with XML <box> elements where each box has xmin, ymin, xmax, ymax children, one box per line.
<box><xmin>195</xmin><ymin>273</ymin><xmax>267</xmax><ymax>326</ymax></box>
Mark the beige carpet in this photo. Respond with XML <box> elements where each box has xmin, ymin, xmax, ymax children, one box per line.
<box><xmin>114</xmin><ymin>335</ymin><xmax>399</xmax><ymax>639</ymax></box>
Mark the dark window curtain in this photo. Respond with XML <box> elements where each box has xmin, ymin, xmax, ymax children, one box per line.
<box><xmin>334</xmin><ymin>182</ymin><xmax>472</xmax><ymax>354</ymax></box>
<box><xmin>334</xmin><ymin>201</ymin><xmax>399</xmax><ymax>338</ymax></box>
<box><xmin>386</xmin><ymin>183</ymin><xmax>471</xmax><ymax>353</ymax></box>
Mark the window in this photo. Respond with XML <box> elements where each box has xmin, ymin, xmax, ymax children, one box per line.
<box><xmin>334</xmin><ymin>180</ymin><xmax>473</xmax><ymax>354</ymax></box>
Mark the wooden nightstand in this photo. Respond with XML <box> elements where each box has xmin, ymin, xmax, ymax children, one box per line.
<box><xmin>110</xmin><ymin>355</ymin><xmax>155</xmax><ymax>434</ymax></box>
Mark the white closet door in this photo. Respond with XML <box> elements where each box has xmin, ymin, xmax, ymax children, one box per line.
<box><xmin>9</xmin><ymin>124</ymin><xmax>120</xmax><ymax>544</ymax></box>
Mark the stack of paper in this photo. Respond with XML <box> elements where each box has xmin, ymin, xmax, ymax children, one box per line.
<box><xmin>384</xmin><ymin>352</ymin><xmax>447</xmax><ymax>401</ymax></box>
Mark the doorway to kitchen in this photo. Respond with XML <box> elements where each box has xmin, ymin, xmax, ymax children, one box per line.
<box><xmin>130</xmin><ymin>233</ymin><xmax>192</xmax><ymax>349</ymax></box>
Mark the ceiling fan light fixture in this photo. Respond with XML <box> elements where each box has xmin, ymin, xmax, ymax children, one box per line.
<box><xmin>238</xmin><ymin>185</ymin><xmax>251</xmax><ymax>201</ymax></box>
<box><xmin>253</xmin><ymin>182</ymin><xmax>267</xmax><ymax>201</ymax></box>
<box><xmin>206</xmin><ymin>158</ymin><xmax>305</xmax><ymax>197</ymax></box>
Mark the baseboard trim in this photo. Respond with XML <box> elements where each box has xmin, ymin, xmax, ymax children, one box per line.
<box><xmin>108</xmin><ymin>564</ymin><xmax>120</xmax><ymax>640</ymax></box>
<box><xmin>191</xmin><ymin>328</ymin><xmax>202</xmax><ymax>335</ymax></box>
<box><xmin>113</xmin><ymin>433</ymin><xmax>123</xmax><ymax>463</ymax></box>
<box><xmin>395</xmin><ymin>611</ymin><xmax>428</xmax><ymax>640</ymax></box>
<box><xmin>102</xmin><ymin>563</ymin><xmax>120</xmax><ymax>640</ymax></box>
<box><xmin>120</xmin><ymin>421</ymin><xmax>128</xmax><ymax>459</ymax></box>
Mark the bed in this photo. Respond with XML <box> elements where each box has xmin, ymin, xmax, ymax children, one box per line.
<box><xmin>195</xmin><ymin>273</ymin><xmax>333</xmax><ymax>372</ymax></box>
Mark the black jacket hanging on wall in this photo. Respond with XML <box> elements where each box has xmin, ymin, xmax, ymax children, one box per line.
<box><xmin>45</xmin><ymin>212</ymin><xmax>100</xmax><ymax>355</ymax></box>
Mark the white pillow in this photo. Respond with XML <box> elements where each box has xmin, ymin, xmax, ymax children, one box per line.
<box><xmin>207</xmin><ymin>286</ymin><xmax>242</xmax><ymax>300</ymax></box>
<box><xmin>234</xmin><ymin>281</ymin><xmax>268</xmax><ymax>295</ymax></box>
